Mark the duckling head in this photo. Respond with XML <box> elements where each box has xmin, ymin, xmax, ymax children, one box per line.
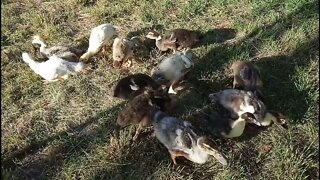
<box><xmin>259</xmin><ymin>112</ymin><xmax>287</xmax><ymax>127</ymax></box>
<box><xmin>146</xmin><ymin>31</ymin><xmax>161</xmax><ymax>40</ymax></box>
<box><xmin>145</xmin><ymin>87</ymin><xmax>172</xmax><ymax>112</ymax></box>
<box><xmin>151</xmin><ymin>68</ymin><xmax>167</xmax><ymax>83</ymax></box>
<box><xmin>32</xmin><ymin>35</ymin><xmax>47</xmax><ymax>47</ymax></box>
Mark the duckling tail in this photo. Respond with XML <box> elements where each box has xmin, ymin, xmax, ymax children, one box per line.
<box><xmin>198</xmin><ymin>137</ymin><xmax>228</xmax><ymax>165</ymax></box>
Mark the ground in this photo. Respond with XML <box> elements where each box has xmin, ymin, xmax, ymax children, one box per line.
<box><xmin>1</xmin><ymin>0</ymin><xmax>319</xmax><ymax>179</ymax></box>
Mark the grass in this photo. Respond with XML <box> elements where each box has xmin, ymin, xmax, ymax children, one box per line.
<box><xmin>1</xmin><ymin>0</ymin><xmax>319</xmax><ymax>179</ymax></box>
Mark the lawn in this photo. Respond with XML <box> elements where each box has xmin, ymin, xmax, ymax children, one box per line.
<box><xmin>1</xmin><ymin>0</ymin><xmax>319</xmax><ymax>179</ymax></box>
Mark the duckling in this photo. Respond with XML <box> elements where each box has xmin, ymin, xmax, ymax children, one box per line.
<box><xmin>117</xmin><ymin>88</ymin><xmax>171</xmax><ymax>141</ymax></box>
<box><xmin>112</xmin><ymin>37</ymin><xmax>135</xmax><ymax>68</ymax></box>
<box><xmin>208</xmin><ymin>89</ymin><xmax>286</xmax><ymax>126</ymax></box>
<box><xmin>111</xmin><ymin>73</ymin><xmax>161</xmax><ymax>100</ymax></box>
<box><xmin>129</xmin><ymin>36</ymin><xmax>153</xmax><ymax>59</ymax></box>
<box><xmin>21</xmin><ymin>52</ymin><xmax>85</xmax><ymax>83</ymax></box>
<box><xmin>146</xmin><ymin>31</ymin><xmax>177</xmax><ymax>52</ymax></box>
<box><xmin>151</xmin><ymin>49</ymin><xmax>194</xmax><ymax>94</ymax></box>
<box><xmin>152</xmin><ymin>110</ymin><xmax>227</xmax><ymax>165</ymax></box>
<box><xmin>80</xmin><ymin>23</ymin><xmax>118</xmax><ymax>60</ymax></box>
<box><xmin>201</xmin><ymin>111</ymin><xmax>256</xmax><ymax>138</ymax></box>
<box><xmin>164</xmin><ymin>29</ymin><xmax>202</xmax><ymax>50</ymax></box>
<box><xmin>32</xmin><ymin>35</ymin><xmax>84</xmax><ymax>61</ymax></box>
<box><xmin>230</xmin><ymin>61</ymin><xmax>263</xmax><ymax>99</ymax></box>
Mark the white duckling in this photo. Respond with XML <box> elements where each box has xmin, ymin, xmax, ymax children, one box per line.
<box><xmin>208</xmin><ymin>89</ymin><xmax>286</xmax><ymax>126</ymax></box>
<box><xmin>80</xmin><ymin>23</ymin><xmax>118</xmax><ymax>60</ymax></box>
<box><xmin>32</xmin><ymin>35</ymin><xmax>84</xmax><ymax>61</ymax></box>
<box><xmin>152</xmin><ymin>110</ymin><xmax>228</xmax><ymax>165</ymax></box>
<box><xmin>151</xmin><ymin>49</ymin><xmax>194</xmax><ymax>94</ymax></box>
<box><xmin>21</xmin><ymin>52</ymin><xmax>85</xmax><ymax>83</ymax></box>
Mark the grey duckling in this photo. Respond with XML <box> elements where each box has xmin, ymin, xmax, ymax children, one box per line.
<box><xmin>152</xmin><ymin>110</ymin><xmax>227</xmax><ymax>165</ymax></box>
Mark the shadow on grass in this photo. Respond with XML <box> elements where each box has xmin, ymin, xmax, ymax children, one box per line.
<box><xmin>2</xmin><ymin>102</ymin><xmax>126</xmax><ymax>179</ymax></box>
<box><xmin>196</xmin><ymin>28</ymin><xmax>237</xmax><ymax>47</ymax></box>
<box><xmin>180</xmin><ymin>0</ymin><xmax>319</xmax><ymax>123</ymax></box>
<box><xmin>90</xmin><ymin>134</ymin><xmax>171</xmax><ymax>179</ymax></box>
<box><xmin>156</xmin><ymin>1</ymin><xmax>318</xmax><ymax>178</ymax></box>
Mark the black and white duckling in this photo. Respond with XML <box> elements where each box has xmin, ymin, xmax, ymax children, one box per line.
<box><xmin>21</xmin><ymin>52</ymin><xmax>86</xmax><ymax>83</ymax></box>
<box><xmin>230</xmin><ymin>61</ymin><xmax>263</xmax><ymax>99</ymax></box>
<box><xmin>201</xmin><ymin>111</ymin><xmax>256</xmax><ymax>138</ymax></box>
<box><xmin>163</xmin><ymin>29</ymin><xmax>202</xmax><ymax>50</ymax></box>
<box><xmin>151</xmin><ymin>49</ymin><xmax>194</xmax><ymax>94</ymax></box>
<box><xmin>111</xmin><ymin>73</ymin><xmax>161</xmax><ymax>100</ymax></box>
<box><xmin>145</xmin><ymin>31</ymin><xmax>177</xmax><ymax>52</ymax></box>
<box><xmin>208</xmin><ymin>89</ymin><xmax>286</xmax><ymax>126</ymax></box>
<box><xmin>117</xmin><ymin>88</ymin><xmax>171</xmax><ymax>140</ymax></box>
<box><xmin>32</xmin><ymin>35</ymin><xmax>84</xmax><ymax>61</ymax></box>
<box><xmin>152</xmin><ymin>110</ymin><xmax>228</xmax><ymax>165</ymax></box>
<box><xmin>80</xmin><ymin>23</ymin><xmax>118</xmax><ymax>60</ymax></box>
<box><xmin>112</xmin><ymin>37</ymin><xmax>135</xmax><ymax>68</ymax></box>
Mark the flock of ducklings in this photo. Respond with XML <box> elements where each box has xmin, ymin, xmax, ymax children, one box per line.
<box><xmin>21</xmin><ymin>23</ymin><xmax>288</xmax><ymax>166</ymax></box>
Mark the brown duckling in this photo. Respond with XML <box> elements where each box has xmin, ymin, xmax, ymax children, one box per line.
<box><xmin>164</xmin><ymin>29</ymin><xmax>202</xmax><ymax>50</ymax></box>
<box><xmin>111</xmin><ymin>73</ymin><xmax>161</xmax><ymax>100</ymax></box>
<box><xmin>116</xmin><ymin>88</ymin><xmax>172</xmax><ymax>141</ymax></box>
<box><xmin>145</xmin><ymin>31</ymin><xmax>178</xmax><ymax>52</ymax></box>
<box><xmin>230</xmin><ymin>61</ymin><xmax>263</xmax><ymax>99</ymax></box>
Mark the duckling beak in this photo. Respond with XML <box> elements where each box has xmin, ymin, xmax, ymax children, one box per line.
<box><xmin>211</xmin><ymin>150</ymin><xmax>228</xmax><ymax>166</ymax></box>
<box><xmin>198</xmin><ymin>137</ymin><xmax>228</xmax><ymax>165</ymax></box>
<box><xmin>242</xmin><ymin>112</ymin><xmax>262</xmax><ymax>126</ymax></box>
<box><xmin>252</xmin><ymin>120</ymin><xmax>262</xmax><ymax>126</ymax></box>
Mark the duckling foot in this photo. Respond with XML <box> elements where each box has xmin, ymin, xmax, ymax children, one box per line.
<box><xmin>169</xmin><ymin>150</ymin><xmax>189</xmax><ymax>165</ymax></box>
<box><xmin>122</xmin><ymin>59</ymin><xmax>133</xmax><ymax>68</ymax></box>
<box><xmin>42</xmin><ymin>78</ymin><xmax>64</xmax><ymax>84</ymax></box>
<box><xmin>272</xmin><ymin>112</ymin><xmax>287</xmax><ymax>125</ymax></box>
<box><xmin>132</xmin><ymin>124</ymin><xmax>144</xmax><ymax>142</ymax></box>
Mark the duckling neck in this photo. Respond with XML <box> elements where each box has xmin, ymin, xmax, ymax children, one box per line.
<box><xmin>261</xmin><ymin>112</ymin><xmax>276</xmax><ymax>126</ymax></box>
<box><xmin>80</xmin><ymin>51</ymin><xmax>93</xmax><ymax>60</ymax></box>
<box><xmin>224</xmin><ymin>118</ymin><xmax>246</xmax><ymax>138</ymax></box>
<box><xmin>37</xmin><ymin>41</ymin><xmax>47</xmax><ymax>52</ymax></box>
<box><xmin>155</xmin><ymin>37</ymin><xmax>168</xmax><ymax>51</ymax></box>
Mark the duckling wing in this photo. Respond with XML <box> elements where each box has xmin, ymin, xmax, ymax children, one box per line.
<box><xmin>46</xmin><ymin>46</ymin><xmax>69</xmax><ymax>57</ymax></box>
<box><xmin>201</xmin><ymin>112</ymin><xmax>232</xmax><ymax>136</ymax></box>
<box><xmin>157</xmin><ymin>57</ymin><xmax>180</xmax><ymax>80</ymax></box>
<box><xmin>88</xmin><ymin>25</ymin><xmax>115</xmax><ymax>51</ymax></box>
<box><xmin>239</xmin><ymin>66</ymin><xmax>252</xmax><ymax>81</ymax></box>
<box><xmin>242</xmin><ymin>92</ymin><xmax>267</xmax><ymax>120</ymax></box>
<box><xmin>154</xmin><ymin>117</ymin><xmax>197</xmax><ymax>150</ymax></box>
